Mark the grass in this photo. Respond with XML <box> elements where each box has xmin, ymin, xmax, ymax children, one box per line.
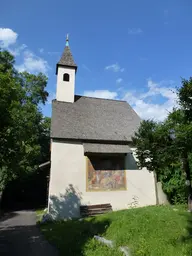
<box><xmin>39</xmin><ymin>205</ymin><xmax>192</xmax><ymax>256</ymax></box>
<box><xmin>36</xmin><ymin>209</ymin><xmax>45</xmax><ymax>216</ymax></box>
<box><xmin>36</xmin><ymin>208</ymin><xmax>46</xmax><ymax>222</ymax></box>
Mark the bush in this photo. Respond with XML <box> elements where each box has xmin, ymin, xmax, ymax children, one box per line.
<box><xmin>160</xmin><ymin>167</ymin><xmax>187</xmax><ymax>204</ymax></box>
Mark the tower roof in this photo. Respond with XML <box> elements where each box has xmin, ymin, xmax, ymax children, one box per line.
<box><xmin>56</xmin><ymin>35</ymin><xmax>77</xmax><ymax>74</ymax></box>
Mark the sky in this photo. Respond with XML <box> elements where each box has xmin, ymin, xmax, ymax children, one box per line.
<box><xmin>1</xmin><ymin>0</ymin><xmax>192</xmax><ymax>121</ymax></box>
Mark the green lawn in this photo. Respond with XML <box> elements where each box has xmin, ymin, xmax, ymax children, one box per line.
<box><xmin>36</xmin><ymin>209</ymin><xmax>45</xmax><ymax>216</ymax></box>
<box><xmin>36</xmin><ymin>208</ymin><xmax>46</xmax><ymax>222</ymax></box>
<box><xmin>39</xmin><ymin>205</ymin><xmax>192</xmax><ymax>256</ymax></box>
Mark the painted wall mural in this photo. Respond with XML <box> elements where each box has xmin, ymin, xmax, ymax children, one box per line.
<box><xmin>87</xmin><ymin>156</ymin><xmax>126</xmax><ymax>191</ymax></box>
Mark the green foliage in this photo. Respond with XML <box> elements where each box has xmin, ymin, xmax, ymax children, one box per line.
<box><xmin>132</xmin><ymin>120</ymin><xmax>178</xmax><ymax>179</ymax></box>
<box><xmin>40</xmin><ymin>205</ymin><xmax>192</xmax><ymax>256</ymax></box>
<box><xmin>132</xmin><ymin>120</ymin><xmax>159</xmax><ymax>173</ymax></box>
<box><xmin>178</xmin><ymin>77</ymin><xmax>192</xmax><ymax>121</ymax></box>
<box><xmin>132</xmin><ymin>117</ymin><xmax>190</xmax><ymax>204</ymax></box>
<box><xmin>0</xmin><ymin>49</ymin><xmax>50</xmax><ymax>191</ymax></box>
<box><xmin>132</xmin><ymin>78</ymin><xmax>192</xmax><ymax>204</ymax></box>
<box><xmin>160</xmin><ymin>167</ymin><xmax>187</xmax><ymax>204</ymax></box>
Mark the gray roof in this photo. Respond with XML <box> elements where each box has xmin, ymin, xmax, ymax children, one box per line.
<box><xmin>56</xmin><ymin>46</ymin><xmax>77</xmax><ymax>73</ymax></box>
<box><xmin>83</xmin><ymin>143</ymin><xmax>132</xmax><ymax>154</ymax></box>
<box><xmin>51</xmin><ymin>95</ymin><xmax>141</xmax><ymax>142</ymax></box>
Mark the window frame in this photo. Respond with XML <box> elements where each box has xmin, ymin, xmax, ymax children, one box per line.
<box><xmin>63</xmin><ymin>73</ymin><xmax>70</xmax><ymax>82</ymax></box>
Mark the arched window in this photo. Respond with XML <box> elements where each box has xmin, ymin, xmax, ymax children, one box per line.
<box><xmin>63</xmin><ymin>73</ymin><xmax>70</xmax><ymax>82</ymax></box>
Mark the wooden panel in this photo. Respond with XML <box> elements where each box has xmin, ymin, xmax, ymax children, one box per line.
<box><xmin>80</xmin><ymin>203</ymin><xmax>112</xmax><ymax>217</ymax></box>
<box><xmin>80</xmin><ymin>203</ymin><xmax>111</xmax><ymax>209</ymax></box>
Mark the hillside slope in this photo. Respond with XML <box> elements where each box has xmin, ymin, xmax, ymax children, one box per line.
<box><xmin>40</xmin><ymin>205</ymin><xmax>192</xmax><ymax>256</ymax></box>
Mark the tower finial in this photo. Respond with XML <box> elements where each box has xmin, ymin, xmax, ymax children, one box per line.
<box><xmin>66</xmin><ymin>34</ymin><xmax>69</xmax><ymax>47</ymax></box>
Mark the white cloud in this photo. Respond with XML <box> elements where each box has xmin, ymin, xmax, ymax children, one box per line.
<box><xmin>9</xmin><ymin>44</ymin><xmax>27</xmax><ymax>56</ymax></box>
<box><xmin>84</xmin><ymin>90</ymin><xmax>117</xmax><ymax>100</ymax></box>
<box><xmin>84</xmin><ymin>79</ymin><xmax>177</xmax><ymax>121</ymax></box>
<box><xmin>123</xmin><ymin>79</ymin><xmax>177</xmax><ymax>121</ymax></box>
<box><xmin>16</xmin><ymin>50</ymin><xmax>50</xmax><ymax>74</ymax></box>
<box><xmin>128</xmin><ymin>28</ymin><xmax>143</xmax><ymax>35</ymax></box>
<box><xmin>116</xmin><ymin>78</ymin><xmax>123</xmax><ymax>84</ymax></box>
<box><xmin>0</xmin><ymin>28</ymin><xmax>18</xmax><ymax>48</ymax></box>
<box><xmin>0</xmin><ymin>27</ymin><xmax>50</xmax><ymax>74</ymax></box>
<box><xmin>140</xmin><ymin>79</ymin><xmax>176</xmax><ymax>101</ymax></box>
<box><xmin>105</xmin><ymin>63</ymin><xmax>124</xmax><ymax>72</ymax></box>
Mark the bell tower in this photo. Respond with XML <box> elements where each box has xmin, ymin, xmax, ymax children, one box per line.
<box><xmin>56</xmin><ymin>35</ymin><xmax>77</xmax><ymax>103</ymax></box>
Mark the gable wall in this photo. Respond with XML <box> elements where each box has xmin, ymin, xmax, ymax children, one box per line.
<box><xmin>48</xmin><ymin>140</ymin><xmax>156</xmax><ymax>219</ymax></box>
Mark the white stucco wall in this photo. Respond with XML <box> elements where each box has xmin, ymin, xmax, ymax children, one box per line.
<box><xmin>48</xmin><ymin>141</ymin><xmax>157</xmax><ymax>219</ymax></box>
<box><xmin>56</xmin><ymin>66</ymin><xmax>75</xmax><ymax>102</ymax></box>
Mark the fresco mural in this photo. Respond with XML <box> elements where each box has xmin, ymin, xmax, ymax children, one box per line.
<box><xmin>87</xmin><ymin>156</ymin><xmax>126</xmax><ymax>191</ymax></box>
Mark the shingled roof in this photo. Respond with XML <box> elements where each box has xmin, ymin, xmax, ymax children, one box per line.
<box><xmin>51</xmin><ymin>95</ymin><xmax>141</xmax><ymax>142</ymax></box>
<box><xmin>83</xmin><ymin>143</ymin><xmax>132</xmax><ymax>154</ymax></box>
<box><xmin>56</xmin><ymin>39</ymin><xmax>77</xmax><ymax>74</ymax></box>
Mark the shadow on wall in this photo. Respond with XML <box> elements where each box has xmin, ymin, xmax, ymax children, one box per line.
<box><xmin>126</xmin><ymin>153</ymin><xmax>138</xmax><ymax>170</ymax></box>
<box><xmin>49</xmin><ymin>184</ymin><xmax>82</xmax><ymax>219</ymax></box>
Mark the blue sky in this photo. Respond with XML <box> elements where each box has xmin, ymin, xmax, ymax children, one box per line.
<box><xmin>1</xmin><ymin>0</ymin><xmax>192</xmax><ymax>121</ymax></box>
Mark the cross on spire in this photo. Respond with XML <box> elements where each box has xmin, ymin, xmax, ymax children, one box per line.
<box><xmin>66</xmin><ymin>34</ymin><xmax>69</xmax><ymax>46</ymax></box>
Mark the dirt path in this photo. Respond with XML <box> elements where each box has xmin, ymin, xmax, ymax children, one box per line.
<box><xmin>0</xmin><ymin>210</ymin><xmax>58</xmax><ymax>256</ymax></box>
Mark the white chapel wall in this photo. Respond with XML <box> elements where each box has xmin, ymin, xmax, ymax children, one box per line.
<box><xmin>48</xmin><ymin>140</ymin><xmax>157</xmax><ymax>219</ymax></box>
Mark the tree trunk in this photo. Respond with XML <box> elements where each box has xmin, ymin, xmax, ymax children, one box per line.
<box><xmin>182</xmin><ymin>151</ymin><xmax>192</xmax><ymax>211</ymax></box>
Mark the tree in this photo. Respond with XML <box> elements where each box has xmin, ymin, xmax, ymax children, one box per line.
<box><xmin>132</xmin><ymin>117</ymin><xmax>187</xmax><ymax>204</ymax></box>
<box><xmin>133</xmin><ymin>119</ymin><xmax>177</xmax><ymax>176</ymax></box>
<box><xmin>0</xmin><ymin>49</ymin><xmax>50</xmax><ymax>192</ymax></box>
<box><xmin>132</xmin><ymin>78</ymin><xmax>192</xmax><ymax>209</ymax></box>
<box><xmin>176</xmin><ymin>78</ymin><xmax>192</xmax><ymax>209</ymax></box>
<box><xmin>178</xmin><ymin>77</ymin><xmax>192</xmax><ymax>121</ymax></box>
<box><xmin>132</xmin><ymin>120</ymin><xmax>160</xmax><ymax>173</ymax></box>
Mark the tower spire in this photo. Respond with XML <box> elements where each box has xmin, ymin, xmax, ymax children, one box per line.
<box><xmin>56</xmin><ymin>35</ymin><xmax>77</xmax><ymax>74</ymax></box>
